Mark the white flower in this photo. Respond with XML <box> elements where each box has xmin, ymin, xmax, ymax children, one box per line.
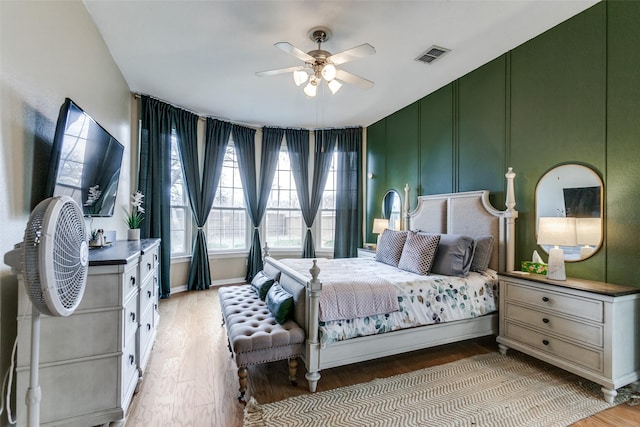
<box><xmin>84</xmin><ymin>185</ymin><xmax>101</xmax><ymax>206</ymax></box>
<box><xmin>131</xmin><ymin>191</ymin><xmax>145</xmax><ymax>214</ymax></box>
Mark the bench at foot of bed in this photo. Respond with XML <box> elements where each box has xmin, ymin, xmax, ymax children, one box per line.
<box><xmin>219</xmin><ymin>285</ymin><xmax>305</xmax><ymax>402</ymax></box>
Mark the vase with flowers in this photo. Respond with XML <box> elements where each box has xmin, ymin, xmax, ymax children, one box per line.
<box><xmin>124</xmin><ymin>191</ymin><xmax>145</xmax><ymax>240</ymax></box>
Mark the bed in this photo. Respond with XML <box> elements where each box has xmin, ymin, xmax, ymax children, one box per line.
<box><xmin>262</xmin><ymin>168</ymin><xmax>518</xmax><ymax>392</ymax></box>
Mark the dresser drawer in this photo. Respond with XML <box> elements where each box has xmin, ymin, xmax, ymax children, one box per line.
<box><xmin>503</xmin><ymin>281</ymin><xmax>603</xmax><ymax>323</ymax></box>
<box><xmin>140</xmin><ymin>246</ymin><xmax>159</xmax><ymax>284</ymax></box>
<box><xmin>504</xmin><ymin>302</ymin><xmax>603</xmax><ymax>347</ymax></box>
<box><xmin>124</xmin><ymin>292</ymin><xmax>139</xmax><ymax>345</ymax></box>
<box><xmin>504</xmin><ymin>321</ymin><xmax>603</xmax><ymax>373</ymax></box>
<box><xmin>139</xmin><ymin>271</ymin><xmax>157</xmax><ymax>314</ymax></box>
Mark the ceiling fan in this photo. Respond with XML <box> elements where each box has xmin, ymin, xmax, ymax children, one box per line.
<box><xmin>256</xmin><ymin>26</ymin><xmax>375</xmax><ymax>97</ymax></box>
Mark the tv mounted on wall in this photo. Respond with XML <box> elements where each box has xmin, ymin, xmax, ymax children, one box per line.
<box><xmin>45</xmin><ymin>98</ymin><xmax>124</xmax><ymax>217</ymax></box>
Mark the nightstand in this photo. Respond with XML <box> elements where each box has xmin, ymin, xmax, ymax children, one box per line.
<box><xmin>497</xmin><ymin>271</ymin><xmax>640</xmax><ymax>403</ymax></box>
<box><xmin>357</xmin><ymin>248</ymin><xmax>376</xmax><ymax>259</ymax></box>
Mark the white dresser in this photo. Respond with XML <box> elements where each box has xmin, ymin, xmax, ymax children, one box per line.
<box><xmin>15</xmin><ymin>239</ymin><xmax>160</xmax><ymax>426</ymax></box>
<box><xmin>497</xmin><ymin>272</ymin><xmax>640</xmax><ymax>403</ymax></box>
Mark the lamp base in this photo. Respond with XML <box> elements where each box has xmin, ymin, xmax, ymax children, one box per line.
<box><xmin>546</xmin><ymin>246</ymin><xmax>566</xmax><ymax>280</ymax></box>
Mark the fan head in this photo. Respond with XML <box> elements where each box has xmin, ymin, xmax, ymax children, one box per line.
<box><xmin>21</xmin><ymin>196</ymin><xmax>89</xmax><ymax>317</ymax></box>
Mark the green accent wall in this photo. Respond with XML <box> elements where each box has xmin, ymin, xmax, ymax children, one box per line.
<box><xmin>365</xmin><ymin>1</ymin><xmax>640</xmax><ymax>287</ymax></box>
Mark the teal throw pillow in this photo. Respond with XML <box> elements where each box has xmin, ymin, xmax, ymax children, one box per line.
<box><xmin>266</xmin><ymin>282</ymin><xmax>294</xmax><ymax>324</ymax></box>
<box><xmin>251</xmin><ymin>271</ymin><xmax>275</xmax><ymax>300</ymax></box>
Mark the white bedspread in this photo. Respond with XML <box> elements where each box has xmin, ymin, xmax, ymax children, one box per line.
<box><xmin>278</xmin><ymin>258</ymin><xmax>499</xmax><ymax>346</ymax></box>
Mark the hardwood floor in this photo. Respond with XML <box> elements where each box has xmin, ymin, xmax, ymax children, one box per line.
<box><xmin>124</xmin><ymin>288</ymin><xmax>640</xmax><ymax>427</ymax></box>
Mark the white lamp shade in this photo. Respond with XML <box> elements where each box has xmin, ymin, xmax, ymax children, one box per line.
<box><xmin>372</xmin><ymin>218</ymin><xmax>388</xmax><ymax>234</ymax></box>
<box><xmin>321</xmin><ymin>63</ymin><xmax>337</xmax><ymax>81</ymax></box>
<box><xmin>328</xmin><ymin>79</ymin><xmax>342</xmax><ymax>94</ymax></box>
<box><xmin>537</xmin><ymin>217</ymin><xmax>577</xmax><ymax>247</ymax></box>
<box><xmin>576</xmin><ymin>217</ymin><xmax>601</xmax><ymax>246</ymax></box>
<box><xmin>303</xmin><ymin>80</ymin><xmax>317</xmax><ymax>97</ymax></box>
<box><xmin>293</xmin><ymin>70</ymin><xmax>309</xmax><ymax>86</ymax></box>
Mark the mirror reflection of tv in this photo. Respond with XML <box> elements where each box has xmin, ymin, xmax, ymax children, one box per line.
<box><xmin>563</xmin><ymin>186</ymin><xmax>600</xmax><ymax>218</ymax></box>
<box><xmin>45</xmin><ymin>98</ymin><xmax>124</xmax><ymax>217</ymax></box>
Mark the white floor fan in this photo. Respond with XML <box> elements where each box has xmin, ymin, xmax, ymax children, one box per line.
<box><xmin>4</xmin><ymin>196</ymin><xmax>89</xmax><ymax>427</ymax></box>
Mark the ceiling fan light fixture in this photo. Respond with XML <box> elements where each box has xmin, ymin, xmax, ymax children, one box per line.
<box><xmin>328</xmin><ymin>79</ymin><xmax>342</xmax><ymax>94</ymax></box>
<box><xmin>293</xmin><ymin>70</ymin><xmax>309</xmax><ymax>86</ymax></box>
<box><xmin>303</xmin><ymin>79</ymin><xmax>317</xmax><ymax>97</ymax></box>
<box><xmin>321</xmin><ymin>63</ymin><xmax>337</xmax><ymax>81</ymax></box>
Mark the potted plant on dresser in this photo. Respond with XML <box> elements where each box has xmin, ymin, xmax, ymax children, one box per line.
<box><xmin>125</xmin><ymin>190</ymin><xmax>144</xmax><ymax>240</ymax></box>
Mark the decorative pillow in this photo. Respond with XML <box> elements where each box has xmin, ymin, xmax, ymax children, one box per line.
<box><xmin>431</xmin><ymin>234</ymin><xmax>476</xmax><ymax>277</ymax></box>
<box><xmin>471</xmin><ymin>235</ymin><xmax>495</xmax><ymax>272</ymax></box>
<box><xmin>250</xmin><ymin>270</ymin><xmax>275</xmax><ymax>300</ymax></box>
<box><xmin>375</xmin><ymin>229</ymin><xmax>408</xmax><ymax>267</ymax></box>
<box><xmin>266</xmin><ymin>282</ymin><xmax>294</xmax><ymax>324</ymax></box>
<box><xmin>398</xmin><ymin>232</ymin><xmax>441</xmax><ymax>275</ymax></box>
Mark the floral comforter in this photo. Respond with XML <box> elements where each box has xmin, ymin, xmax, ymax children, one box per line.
<box><xmin>278</xmin><ymin>258</ymin><xmax>499</xmax><ymax>346</ymax></box>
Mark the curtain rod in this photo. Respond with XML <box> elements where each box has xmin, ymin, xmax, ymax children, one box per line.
<box><xmin>132</xmin><ymin>93</ymin><xmax>363</xmax><ymax>131</ymax></box>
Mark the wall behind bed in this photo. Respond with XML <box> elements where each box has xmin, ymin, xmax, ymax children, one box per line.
<box><xmin>366</xmin><ymin>0</ymin><xmax>640</xmax><ymax>288</ymax></box>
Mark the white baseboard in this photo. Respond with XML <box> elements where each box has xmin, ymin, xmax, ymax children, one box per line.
<box><xmin>170</xmin><ymin>277</ymin><xmax>246</xmax><ymax>294</ymax></box>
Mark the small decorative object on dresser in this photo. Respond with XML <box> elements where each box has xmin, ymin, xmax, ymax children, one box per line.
<box><xmin>125</xmin><ymin>190</ymin><xmax>145</xmax><ymax>240</ymax></box>
<box><xmin>497</xmin><ymin>271</ymin><xmax>640</xmax><ymax>403</ymax></box>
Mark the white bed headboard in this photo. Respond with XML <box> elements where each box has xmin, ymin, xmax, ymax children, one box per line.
<box><xmin>405</xmin><ymin>168</ymin><xmax>518</xmax><ymax>272</ymax></box>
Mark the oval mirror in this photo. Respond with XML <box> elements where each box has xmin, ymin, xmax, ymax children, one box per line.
<box><xmin>382</xmin><ymin>190</ymin><xmax>401</xmax><ymax>230</ymax></box>
<box><xmin>535</xmin><ymin>164</ymin><xmax>603</xmax><ymax>261</ymax></box>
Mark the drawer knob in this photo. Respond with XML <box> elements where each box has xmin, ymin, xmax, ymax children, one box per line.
<box><xmin>148</xmin><ymin>290</ymin><xmax>152</xmax><ymax>299</ymax></box>
<box><xmin>147</xmin><ymin>262</ymin><xmax>152</xmax><ymax>271</ymax></box>
<box><xmin>542</xmin><ymin>318</ymin><xmax>550</xmax><ymax>324</ymax></box>
<box><xmin>542</xmin><ymin>296</ymin><xmax>550</xmax><ymax>302</ymax></box>
<box><xmin>542</xmin><ymin>339</ymin><xmax>550</xmax><ymax>346</ymax></box>
<box><xmin>147</xmin><ymin>323</ymin><xmax>152</xmax><ymax>331</ymax></box>
<box><xmin>130</xmin><ymin>312</ymin><xmax>136</xmax><ymax>322</ymax></box>
<box><xmin>130</xmin><ymin>276</ymin><xmax>136</xmax><ymax>286</ymax></box>
<box><xmin>129</xmin><ymin>354</ymin><xmax>135</xmax><ymax>365</ymax></box>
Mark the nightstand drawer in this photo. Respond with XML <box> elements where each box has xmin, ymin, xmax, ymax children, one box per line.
<box><xmin>504</xmin><ymin>302</ymin><xmax>603</xmax><ymax>347</ymax></box>
<box><xmin>504</xmin><ymin>321</ymin><xmax>603</xmax><ymax>373</ymax></box>
<box><xmin>357</xmin><ymin>248</ymin><xmax>376</xmax><ymax>259</ymax></box>
<box><xmin>504</xmin><ymin>281</ymin><xmax>603</xmax><ymax>323</ymax></box>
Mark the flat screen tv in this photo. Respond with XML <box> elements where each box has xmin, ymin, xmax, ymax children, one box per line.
<box><xmin>46</xmin><ymin>98</ymin><xmax>124</xmax><ymax>217</ymax></box>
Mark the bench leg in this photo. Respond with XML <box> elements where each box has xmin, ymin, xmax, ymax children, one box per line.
<box><xmin>237</xmin><ymin>367</ymin><xmax>248</xmax><ymax>402</ymax></box>
<box><xmin>288</xmin><ymin>358</ymin><xmax>298</xmax><ymax>387</ymax></box>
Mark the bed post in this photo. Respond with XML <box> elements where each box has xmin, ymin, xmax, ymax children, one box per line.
<box><xmin>305</xmin><ymin>260</ymin><xmax>322</xmax><ymax>392</ymax></box>
<box><xmin>404</xmin><ymin>183</ymin><xmax>410</xmax><ymax>231</ymax></box>
<box><xmin>504</xmin><ymin>167</ymin><xmax>518</xmax><ymax>271</ymax></box>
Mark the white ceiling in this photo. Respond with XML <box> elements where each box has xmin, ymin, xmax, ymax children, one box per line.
<box><xmin>83</xmin><ymin>0</ymin><xmax>598</xmax><ymax>129</ymax></box>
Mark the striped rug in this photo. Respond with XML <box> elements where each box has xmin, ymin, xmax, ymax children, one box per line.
<box><xmin>244</xmin><ymin>352</ymin><xmax>630</xmax><ymax>427</ymax></box>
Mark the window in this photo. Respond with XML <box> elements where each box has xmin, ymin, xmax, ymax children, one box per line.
<box><xmin>169</xmin><ymin>131</ymin><xmax>191</xmax><ymax>256</ymax></box>
<box><xmin>207</xmin><ymin>142</ymin><xmax>248</xmax><ymax>250</ymax></box>
<box><xmin>264</xmin><ymin>145</ymin><xmax>304</xmax><ymax>248</ymax></box>
<box><xmin>319</xmin><ymin>150</ymin><xmax>338</xmax><ymax>250</ymax></box>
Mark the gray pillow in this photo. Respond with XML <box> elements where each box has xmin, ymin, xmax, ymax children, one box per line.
<box><xmin>398</xmin><ymin>232</ymin><xmax>441</xmax><ymax>275</ymax></box>
<box><xmin>375</xmin><ymin>229</ymin><xmax>408</xmax><ymax>267</ymax></box>
<box><xmin>471</xmin><ymin>235</ymin><xmax>494</xmax><ymax>272</ymax></box>
<box><xmin>430</xmin><ymin>234</ymin><xmax>476</xmax><ymax>277</ymax></box>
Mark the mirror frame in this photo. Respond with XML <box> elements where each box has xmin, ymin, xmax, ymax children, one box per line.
<box><xmin>535</xmin><ymin>164</ymin><xmax>603</xmax><ymax>262</ymax></box>
<box><xmin>382</xmin><ymin>189</ymin><xmax>402</xmax><ymax>230</ymax></box>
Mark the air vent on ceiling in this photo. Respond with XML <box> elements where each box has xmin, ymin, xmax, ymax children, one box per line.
<box><xmin>416</xmin><ymin>46</ymin><xmax>450</xmax><ymax>64</ymax></box>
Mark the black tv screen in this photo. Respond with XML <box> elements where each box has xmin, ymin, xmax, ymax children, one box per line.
<box><xmin>46</xmin><ymin>98</ymin><xmax>124</xmax><ymax>217</ymax></box>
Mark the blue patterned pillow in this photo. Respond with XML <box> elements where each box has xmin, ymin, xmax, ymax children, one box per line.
<box><xmin>266</xmin><ymin>282</ymin><xmax>294</xmax><ymax>324</ymax></box>
<box><xmin>398</xmin><ymin>232</ymin><xmax>441</xmax><ymax>275</ymax></box>
<box><xmin>375</xmin><ymin>229</ymin><xmax>408</xmax><ymax>267</ymax></box>
<box><xmin>251</xmin><ymin>270</ymin><xmax>275</xmax><ymax>300</ymax></box>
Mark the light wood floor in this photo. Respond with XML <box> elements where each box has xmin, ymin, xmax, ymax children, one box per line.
<box><xmin>124</xmin><ymin>287</ymin><xmax>640</xmax><ymax>427</ymax></box>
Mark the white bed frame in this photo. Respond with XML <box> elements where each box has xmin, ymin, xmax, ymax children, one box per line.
<box><xmin>263</xmin><ymin>168</ymin><xmax>518</xmax><ymax>392</ymax></box>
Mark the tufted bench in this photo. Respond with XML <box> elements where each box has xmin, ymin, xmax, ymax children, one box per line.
<box><xmin>218</xmin><ymin>284</ymin><xmax>305</xmax><ymax>401</ymax></box>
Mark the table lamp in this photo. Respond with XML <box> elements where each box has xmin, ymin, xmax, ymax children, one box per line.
<box><xmin>372</xmin><ymin>218</ymin><xmax>388</xmax><ymax>249</ymax></box>
<box><xmin>576</xmin><ymin>217</ymin><xmax>600</xmax><ymax>258</ymax></box>
<box><xmin>537</xmin><ymin>217</ymin><xmax>577</xmax><ymax>280</ymax></box>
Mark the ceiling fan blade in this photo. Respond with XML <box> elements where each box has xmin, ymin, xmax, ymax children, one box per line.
<box><xmin>274</xmin><ymin>42</ymin><xmax>314</xmax><ymax>62</ymax></box>
<box><xmin>256</xmin><ymin>65</ymin><xmax>304</xmax><ymax>77</ymax></box>
<box><xmin>335</xmin><ymin>69</ymin><xmax>374</xmax><ymax>90</ymax></box>
<box><xmin>327</xmin><ymin>43</ymin><xmax>376</xmax><ymax>65</ymax></box>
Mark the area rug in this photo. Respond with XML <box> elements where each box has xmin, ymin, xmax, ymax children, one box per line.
<box><xmin>244</xmin><ymin>352</ymin><xmax>630</xmax><ymax>427</ymax></box>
